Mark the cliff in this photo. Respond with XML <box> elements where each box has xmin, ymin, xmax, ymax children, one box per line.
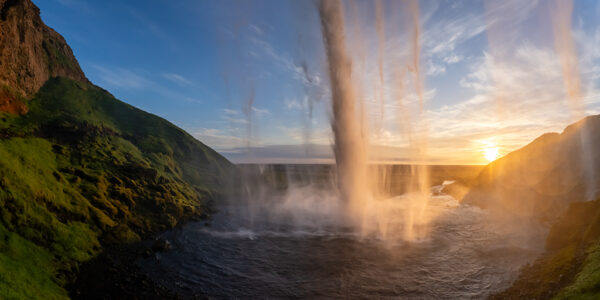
<box><xmin>0</xmin><ymin>1</ymin><xmax>234</xmax><ymax>299</ymax></box>
<box><xmin>0</xmin><ymin>0</ymin><xmax>87</xmax><ymax>98</ymax></box>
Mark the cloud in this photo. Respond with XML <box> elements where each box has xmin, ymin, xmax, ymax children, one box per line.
<box><xmin>223</xmin><ymin>108</ymin><xmax>239</xmax><ymax>115</ymax></box>
<box><xmin>223</xmin><ymin>116</ymin><xmax>248</xmax><ymax>125</ymax></box>
<box><xmin>91</xmin><ymin>65</ymin><xmax>151</xmax><ymax>89</ymax></box>
<box><xmin>248</xmin><ymin>36</ymin><xmax>323</xmax><ymax>90</ymax></box>
<box><xmin>279</xmin><ymin>125</ymin><xmax>331</xmax><ymax>144</ymax></box>
<box><xmin>199</xmin><ymin>0</ymin><xmax>600</xmax><ymax>164</ymax></box>
<box><xmin>182</xmin><ymin>97</ymin><xmax>202</xmax><ymax>104</ymax></box>
<box><xmin>163</xmin><ymin>73</ymin><xmax>193</xmax><ymax>86</ymax></box>
<box><xmin>249</xmin><ymin>24</ymin><xmax>264</xmax><ymax>35</ymax></box>
<box><xmin>191</xmin><ymin>128</ymin><xmax>248</xmax><ymax>150</ymax></box>
<box><xmin>422</xmin><ymin>41</ymin><xmax>600</xmax><ymax>163</ymax></box>
<box><xmin>421</xmin><ymin>9</ymin><xmax>487</xmax><ymax>57</ymax></box>
<box><xmin>251</xmin><ymin>106</ymin><xmax>270</xmax><ymax>116</ymax></box>
<box><xmin>426</xmin><ymin>60</ymin><xmax>446</xmax><ymax>76</ymax></box>
<box><xmin>443</xmin><ymin>54</ymin><xmax>463</xmax><ymax>64</ymax></box>
<box><xmin>285</xmin><ymin>97</ymin><xmax>308</xmax><ymax>111</ymax></box>
<box><xmin>90</xmin><ymin>65</ymin><xmax>208</xmax><ymax>106</ymax></box>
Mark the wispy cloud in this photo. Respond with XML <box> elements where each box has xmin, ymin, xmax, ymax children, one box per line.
<box><xmin>443</xmin><ymin>54</ymin><xmax>463</xmax><ymax>64</ymax></box>
<box><xmin>90</xmin><ymin>64</ymin><xmax>208</xmax><ymax>106</ymax></box>
<box><xmin>421</xmin><ymin>8</ymin><xmax>487</xmax><ymax>56</ymax></box>
<box><xmin>190</xmin><ymin>1</ymin><xmax>600</xmax><ymax>164</ymax></box>
<box><xmin>190</xmin><ymin>128</ymin><xmax>248</xmax><ymax>150</ymax></box>
<box><xmin>163</xmin><ymin>73</ymin><xmax>193</xmax><ymax>87</ymax></box>
<box><xmin>223</xmin><ymin>108</ymin><xmax>239</xmax><ymax>115</ymax></box>
<box><xmin>249</xmin><ymin>24</ymin><xmax>264</xmax><ymax>35</ymax></box>
<box><xmin>285</xmin><ymin>97</ymin><xmax>309</xmax><ymax>111</ymax></box>
<box><xmin>426</xmin><ymin>59</ymin><xmax>446</xmax><ymax>76</ymax></box>
<box><xmin>422</xmin><ymin>40</ymin><xmax>600</xmax><ymax>163</ymax></box>
<box><xmin>91</xmin><ymin>65</ymin><xmax>151</xmax><ymax>89</ymax></box>
<box><xmin>251</xmin><ymin>106</ymin><xmax>270</xmax><ymax>117</ymax></box>
<box><xmin>248</xmin><ymin>36</ymin><xmax>323</xmax><ymax>90</ymax></box>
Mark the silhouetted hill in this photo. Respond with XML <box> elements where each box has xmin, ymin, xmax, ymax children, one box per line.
<box><xmin>463</xmin><ymin>115</ymin><xmax>600</xmax><ymax>220</ymax></box>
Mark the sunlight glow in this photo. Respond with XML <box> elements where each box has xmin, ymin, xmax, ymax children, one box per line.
<box><xmin>484</xmin><ymin>147</ymin><xmax>500</xmax><ymax>162</ymax></box>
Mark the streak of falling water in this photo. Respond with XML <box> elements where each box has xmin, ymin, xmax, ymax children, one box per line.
<box><xmin>375</xmin><ymin>0</ymin><xmax>385</xmax><ymax>133</ymax></box>
<box><xmin>485</xmin><ymin>0</ymin><xmax>596</xmax><ymax>199</ymax></box>
<box><xmin>551</xmin><ymin>0</ymin><xmax>584</xmax><ymax>118</ymax></box>
<box><xmin>403</xmin><ymin>0</ymin><xmax>430</xmax><ymax>241</ymax></box>
<box><xmin>318</xmin><ymin>0</ymin><xmax>370</xmax><ymax>226</ymax></box>
<box><xmin>319</xmin><ymin>0</ymin><xmax>432</xmax><ymax>240</ymax></box>
<box><xmin>550</xmin><ymin>0</ymin><xmax>597</xmax><ymax>199</ymax></box>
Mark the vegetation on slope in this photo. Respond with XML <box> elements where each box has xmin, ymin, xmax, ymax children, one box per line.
<box><xmin>491</xmin><ymin>199</ymin><xmax>600</xmax><ymax>299</ymax></box>
<box><xmin>0</xmin><ymin>77</ymin><xmax>233</xmax><ymax>299</ymax></box>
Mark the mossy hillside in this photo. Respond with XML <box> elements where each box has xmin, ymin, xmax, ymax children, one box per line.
<box><xmin>555</xmin><ymin>242</ymin><xmax>600</xmax><ymax>300</ymax></box>
<box><xmin>29</xmin><ymin>77</ymin><xmax>231</xmax><ymax>188</ymax></box>
<box><xmin>0</xmin><ymin>77</ymin><xmax>234</xmax><ymax>299</ymax></box>
<box><xmin>491</xmin><ymin>199</ymin><xmax>600</xmax><ymax>299</ymax></box>
<box><xmin>0</xmin><ymin>223</ymin><xmax>68</xmax><ymax>299</ymax></box>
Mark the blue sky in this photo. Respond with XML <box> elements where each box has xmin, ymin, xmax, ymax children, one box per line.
<box><xmin>36</xmin><ymin>0</ymin><xmax>600</xmax><ymax>164</ymax></box>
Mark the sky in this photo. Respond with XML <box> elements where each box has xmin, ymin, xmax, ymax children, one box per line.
<box><xmin>36</xmin><ymin>0</ymin><xmax>600</xmax><ymax>165</ymax></box>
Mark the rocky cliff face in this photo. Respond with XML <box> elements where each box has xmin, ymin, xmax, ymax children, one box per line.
<box><xmin>463</xmin><ymin>115</ymin><xmax>600</xmax><ymax>219</ymax></box>
<box><xmin>0</xmin><ymin>0</ymin><xmax>87</xmax><ymax>99</ymax></box>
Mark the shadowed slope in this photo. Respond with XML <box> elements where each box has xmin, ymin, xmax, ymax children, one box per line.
<box><xmin>463</xmin><ymin>115</ymin><xmax>600</xmax><ymax>220</ymax></box>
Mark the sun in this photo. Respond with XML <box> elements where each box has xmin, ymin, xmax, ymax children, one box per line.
<box><xmin>484</xmin><ymin>147</ymin><xmax>500</xmax><ymax>162</ymax></box>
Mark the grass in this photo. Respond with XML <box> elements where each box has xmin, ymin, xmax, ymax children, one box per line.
<box><xmin>555</xmin><ymin>242</ymin><xmax>600</xmax><ymax>299</ymax></box>
<box><xmin>491</xmin><ymin>199</ymin><xmax>600</xmax><ymax>299</ymax></box>
<box><xmin>0</xmin><ymin>77</ymin><xmax>234</xmax><ymax>299</ymax></box>
<box><xmin>0</xmin><ymin>224</ymin><xmax>68</xmax><ymax>300</ymax></box>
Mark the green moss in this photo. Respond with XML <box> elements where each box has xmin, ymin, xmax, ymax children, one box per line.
<box><xmin>0</xmin><ymin>224</ymin><xmax>68</xmax><ymax>300</ymax></box>
<box><xmin>493</xmin><ymin>199</ymin><xmax>600</xmax><ymax>299</ymax></box>
<box><xmin>0</xmin><ymin>77</ymin><xmax>234</xmax><ymax>299</ymax></box>
<box><xmin>554</xmin><ymin>242</ymin><xmax>600</xmax><ymax>299</ymax></box>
